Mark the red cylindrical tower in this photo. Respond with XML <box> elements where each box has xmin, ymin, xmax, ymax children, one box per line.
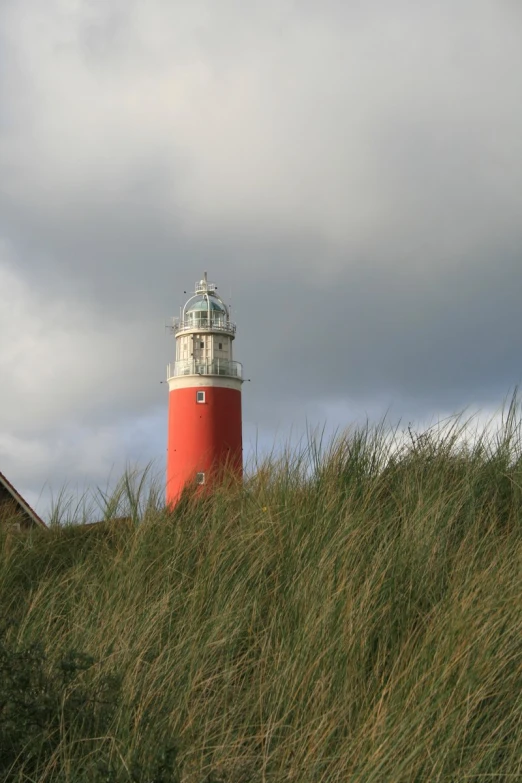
<box><xmin>166</xmin><ymin>273</ymin><xmax>243</xmax><ymax>505</ymax></box>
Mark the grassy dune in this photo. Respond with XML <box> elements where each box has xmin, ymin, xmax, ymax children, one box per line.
<box><xmin>1</xmin><ymin>408</ymin><xmax>521</xmax><ymax>782</ymax></box>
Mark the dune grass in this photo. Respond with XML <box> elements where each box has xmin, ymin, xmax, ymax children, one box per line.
<box><xmin>1</xmin><ymin>406</ymin><xmax>521</xmax><ymax>782</ymax></box>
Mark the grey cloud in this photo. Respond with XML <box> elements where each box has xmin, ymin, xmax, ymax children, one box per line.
<box><xmin>1</xmin><ymin>0</ymin><xmax>521</xmax><ymax>508</ymax></box>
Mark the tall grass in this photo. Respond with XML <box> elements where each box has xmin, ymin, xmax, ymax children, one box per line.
<box><xmin>1</xmin><ymin>406</ymin><xmax>521</xmax><ymax>782</ymax></box>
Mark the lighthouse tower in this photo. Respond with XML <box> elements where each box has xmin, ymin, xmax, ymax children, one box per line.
<box><xmin>166</xmin><ymin>273</ymin><xmax>243</xmax><ymax>505</ymax></box>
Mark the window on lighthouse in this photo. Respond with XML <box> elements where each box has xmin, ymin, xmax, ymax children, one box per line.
<box><xmin>196</xmin><ymin>391</ymin><xmax>205</xmax><ymax>403</ymax></box>
<box><xmin>196</xmin><ymin>472</ymin><xmax>205</xmax><ymax>485</ymax></box>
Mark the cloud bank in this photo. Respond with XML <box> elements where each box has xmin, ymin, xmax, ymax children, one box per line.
<box><xmin>1</xmin><ymin>0</ymin><xmax>521</xmax><ymax>514</ymax></box>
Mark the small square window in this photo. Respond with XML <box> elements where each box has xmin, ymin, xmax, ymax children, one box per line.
<box><xmin>196</xmin><ymin>391</ymin><xmax>205</xmax><ymax>403</ymax></box>
<box><xmin>219</xmin><ymin>343</ymin><xmax>223</xmax><ymax>349</ymax></box>
<box><xmin>196</xmin><ymin>472</ymin><xmax>205</xmax><ymax>485</ymax></box>
<box><xmin>200</xmin><ymin>341</ymin><xmax>204</xmax><ymax>348</ymax></box>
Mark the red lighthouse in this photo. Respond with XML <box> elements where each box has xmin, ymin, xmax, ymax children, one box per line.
<box><xmin>166</xmin><ymin>273</ymin><xmax>243</xmax><ymax>505</ymax></box>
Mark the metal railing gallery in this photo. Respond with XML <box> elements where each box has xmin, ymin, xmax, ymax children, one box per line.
<box><xmin>172</xmin><ymin>318</ymin><xmax>236</xmax><ymax>335</ymax></box>
<box><xmin>167</xmin><ymin>359</ymin><xmax>243</xmax><ymax>379</ymax></box>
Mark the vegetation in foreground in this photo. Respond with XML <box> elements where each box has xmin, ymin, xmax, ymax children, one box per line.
<box><xmin>1</xmin><ymin>405</ymin><xmax>521</xmax><ymax>782</ymax></box>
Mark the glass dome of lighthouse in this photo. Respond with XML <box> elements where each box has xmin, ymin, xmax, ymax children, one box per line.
<box><xmin>181</xmin><ymin>273</ymin><xmax>233</xmax><ymax>331</ymax></box>
<box><xmin>184</xmin><ymin>295</ymin><xmax>227</xmax><ymax>328</ymax></box>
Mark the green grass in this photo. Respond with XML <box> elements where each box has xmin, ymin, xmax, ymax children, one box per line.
<box><xmin>1</xmin><ymin>404</ymin><xmax>521</xmax><ymax>782</ymax></box>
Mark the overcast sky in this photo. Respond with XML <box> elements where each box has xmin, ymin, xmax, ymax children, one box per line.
<box><xmin>1</xmin><ymin>0</ymin><xmax>521</xmax><ymax>517</ymax></box>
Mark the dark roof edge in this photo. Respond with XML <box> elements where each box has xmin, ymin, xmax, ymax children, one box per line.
<box><xmin>0</xmin><ymin>473</ymin><xmax>48</xmax><ymax>529</ymax></box>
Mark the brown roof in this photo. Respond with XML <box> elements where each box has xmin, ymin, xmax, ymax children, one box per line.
<box><xmin>0</xmin><ymin>472</ymin><xmax>47</xmax><ymax>530</ymax></box>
